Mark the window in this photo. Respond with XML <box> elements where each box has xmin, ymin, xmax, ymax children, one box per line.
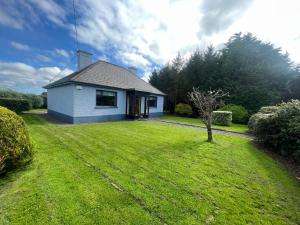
<box><xmin>148</xmin><ymin>96</ymin><xmax>157</xmax><ymax>107</ymax></box>
<box><xmin>96</xmin><ymin>90</ymin><xmax>117</xmax><ymax>107</ymax></box>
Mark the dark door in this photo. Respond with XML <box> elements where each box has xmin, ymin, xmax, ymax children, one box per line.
<box><xmin>134</xmin><ymin>96</ymin><xmax>140</xmax><ymax>116</ymax></box>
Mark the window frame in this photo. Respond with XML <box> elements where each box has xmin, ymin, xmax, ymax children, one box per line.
<box><xmin>148</xmin><ymin>96</ymin><xmax>157</xmax><ymax>108</ymax></box>
<box><xmin>96</xmin><ymin>89</ymin><xmax>118</xmax><ymax>107</ymax></box>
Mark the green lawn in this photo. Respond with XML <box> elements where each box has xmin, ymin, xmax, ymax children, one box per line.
<box><xmin>158</xmin><ymin>115</ymin><xmax>249</xmax><ymax>134</ymax></box>
<box><xmin>0</xmin><ymin>113</ymin><xmax>299</xmax><ymax>224</ymax></box>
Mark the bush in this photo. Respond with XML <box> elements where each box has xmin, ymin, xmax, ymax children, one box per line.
<box><xmin>212</xmin><ymin>111</ymin><xmax>232</xmax><ymax>126</ymax></box>
<box><xmin>219</xmin><ymin>104</ymin><xmax>249</xmax><ymax>124</ymax></box>
<box><xmin>27</xmin><ymin>95</ymin><xmax>43</xmax><ymax>109</ymax></box>
<box><xmin>175</xmin><ymin>103</ymin><xmax>193</xmax><ymax>116</ymax></box>
<box><xmin>249</xmin><ymin>100</ymin><xmax>300</xmax><ymax>162</ymax></box>
<box><xmin>0</xmin><ymin>98</ymin><xmax>31</xmax><ymax>113</ymax></box>
<box><xmin>258</xmin><ymin>106</ymin><xmax>279</xmax><ymax>114</ymax></box>
<box><xmin>0</xmin><ymin>90</ymin><xmax>43</xmax><ymax>109</ymax></box>
<box><xmin>0</xmin><ymin>106</ymin><xmax>32</xmax><ymax>175</ymax></box>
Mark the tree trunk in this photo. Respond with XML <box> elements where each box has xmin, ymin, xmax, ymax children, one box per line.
<box><xmin>206</xmin><ymin>116</ymin><xmax>213</xmax><ymax>142</ymax></box>
<box><xmin>207</xmin><ymin>125</ymin><xmax>213</xmax><ymax>142</ymax></box>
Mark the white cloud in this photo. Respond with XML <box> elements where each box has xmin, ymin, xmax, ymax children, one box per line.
<box><xmin>11</xmin><ymin>41</ymin><xmax>30</xmax><ymax>51</ymax></box>
<box><xmin>0</xmin><ymin>80</ymin><xmax>16</xmax><ymax>89</ymax></box>
<box><xmin>75</xmin><ymin>1</ymin><xmax>202</xmax><ymax>65</ymax></box>
<box><xmin>30</xmin><ymin>0</ymin><xmax>67</xmax><ymax>27</ymax></box>
<box><xmin>0</xmin><ymin>61</ymin><xmax>72</xmax><ymax>87</ymax></box>
<box><xmin>0</xmin><ymin>0</ymin><xmax>66</xmax><ymax>29</ymax></box>
<box><xmin>54</xmin><ymin>48</ymin><xmax>70</xmax><ymax>58</ymax></box>
<box><xmin>36</xmin><ymin>54</ymin><xmax>52</xmax><ymax>63</ymax></box>
<box><xmin>119</xmin><ymin>52</ymin><xmax>151</xmax><ymax>68</ymax></box>
<box><xmin>199</xmin><ymin>0</ymin><xmax>253</xmax><ymax>36</ymax></box>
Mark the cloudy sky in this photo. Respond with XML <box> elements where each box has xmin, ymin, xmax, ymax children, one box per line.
<box><xmin>0</xmin><ymin>0</ymin><xmax>300</xmax><ymax>94</ymax></box>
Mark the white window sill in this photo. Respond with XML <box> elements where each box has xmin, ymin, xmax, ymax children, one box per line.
<box><xmin>95</xmin><ymin>106</ymin><xmax>118</xmax><ymax>109</ymax></box>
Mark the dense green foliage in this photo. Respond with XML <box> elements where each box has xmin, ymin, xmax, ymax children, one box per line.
<box><xmin>174</xmin><ymin>103</ymin><xmax>193</xmax><ymax>116</ymax></box>
<box><xmin>0</xmin><ymin>107</ymin><xmax>32</xmax><ymax>175</ymax></box>
<box><xmin>0</xmin><ymin>90</ymin><xmax>44</xmax><ymax>109</ymax></box>
<box><xmin>0</xmin><ymin>98</ymin><xmax>31</xmax><ymax>113</ymax></box>
<box><xmin>0</xmin><ymin>113</ymin><xmax>299</xmax><ymax>224</ymax></box>
<box><xmin>150</xmin><ymin>33</ymin><xmax>300</xmax><ymax>113</ymax></box>
<box><xmin>249</xmin><ymin>100</ymin><xmax>300</xmax><ymax>161</ymax></box>
<box><xmin>219</xmin><ymin>104</ymin><xmax>249</xmax><ymax>124</ymax></box>
<box><xmin>212</xmin><ymin>111</ymin><xmax>232</xmax><ymax>126</ymax></box>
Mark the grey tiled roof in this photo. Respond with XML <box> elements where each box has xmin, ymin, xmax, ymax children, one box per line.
<box><xmin>44</xmin><ymin>61</ymin><xmax>165</xmax><ymax>95</ymax></box>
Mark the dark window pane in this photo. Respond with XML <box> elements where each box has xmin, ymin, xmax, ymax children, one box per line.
<box><xmin>148</xmin><ymin>96</ymin><xmax>157</xmax><ymax>107</ymax></box>
<box><xmin>96</xmin><ymin>90</ymin><xmax>117</xmax><ymax>106</ymax></box>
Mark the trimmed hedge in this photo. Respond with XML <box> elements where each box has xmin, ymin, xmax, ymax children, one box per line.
<box><xmin>175</xmin><ymin>103</ymin><xmax>193</xmax><ymax>117</ymax></box>
<box><xmin>0</xmin><ymin>90</ymin><xmax>43</xmax><ymax>109</ymax></box>
<box><xmin>0</xmin><ymin>106</ymin><xmax>32</xmax><ymax>175</ymax></box>
<box><xmin>0</xmin><ymin>98</ymin><xmax>30</xmax><ymax>113</ymax></box>
<box><xmin>219</xmin><ymin>104</ymin><xmax>249</xmax><ymax>124</ymax></box>
<box><xmin>212</xmin><ymin>111</ymin><xmax>232</xmax><ymax>126</ymax></box>
<box><xmin>248</xmin><ymin>100</ymin><xmax>300</xmax><ymax>162</ymax></box>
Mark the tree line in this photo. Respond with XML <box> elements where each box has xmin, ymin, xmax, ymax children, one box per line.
<box><xmin>149</xmin><ymin>33</ymin><xmax>300</xmax><ymax>113</ymax></box>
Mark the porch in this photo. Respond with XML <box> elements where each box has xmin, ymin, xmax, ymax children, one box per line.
<box><xmin>126</xmin><ymin>90</ymin><xmax>151</xmax><ymax>119</ymax></box>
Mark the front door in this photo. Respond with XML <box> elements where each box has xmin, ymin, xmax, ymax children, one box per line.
<box><xmin>134</xmin><ymin>96</ymin><xmax>140</xmax><ymax>116</ymax></box>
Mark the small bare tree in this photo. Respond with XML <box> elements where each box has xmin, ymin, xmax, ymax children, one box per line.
<box><xmin>188</xmin><ymin>88</ymin><xmax>228</xmax><ymax>142</ymax></box>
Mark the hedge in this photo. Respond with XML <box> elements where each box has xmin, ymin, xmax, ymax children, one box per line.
<box><xmin>248</xmin><ymin>100</ymin><xmax>300</xmax><ymax>162</ymax></box>
<box><xmin>0</xmin><ymin>106</ymin><xmax>33</xmax><ymax>175</ymax></box>
<box><xmin>219</xmin><ymin>104</ymin><xmax>249</xmax><ymax>124</ymax></box>
<box><xmin>212</xmin><ymin>111</ymin><xmax>232</xmax><ymax>126</ymax></box>
<box><xmin>0</xmin><ymin>90</ymin><xmax>43</xmax><ymax>109</ymax></box>
<box><xmin>175</xmin><ymin>103</ymin><xmax>193</xmax><ymax>116</ymax></box>
<box><xmin>0</xmin><ymin>98</ymin><xmax>31</xmax><ymax>113</ymax></box>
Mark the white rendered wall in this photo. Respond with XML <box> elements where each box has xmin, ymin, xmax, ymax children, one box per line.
<box><xmin>73</xmin><ymin>85</ymin><xmax>126</xmax><ymax>117</ymax></box>
<box><xmin>149</xmin><ymin>96</ymin><xmax>164</xmax><ymax>113</ymax></box>
<box><xmin>47</xmin><ymin>84</ymin><xmax>74</xmax><ymax>116</ymax></box>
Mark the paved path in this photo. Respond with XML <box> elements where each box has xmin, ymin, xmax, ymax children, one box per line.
<box><xmin>150</xmin><ymin>120</ymin><xmax>254</xmax><ymax>139</ymax></box>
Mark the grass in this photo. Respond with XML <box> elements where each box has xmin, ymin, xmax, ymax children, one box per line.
<box><xmin>0</xmin><ymin>113</ymin><xmax>299</xmax><ymax>224</ymax></box>
<box><xmin>159</xmin><ymin>115</ymin><xmax>249</xmax><ymax>134</ymax></box>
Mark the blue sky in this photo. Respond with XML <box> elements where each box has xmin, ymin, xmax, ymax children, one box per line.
<box><xmin>1</xmin><ymin>0</ymin><xmax>300</xmax><ymax>94</ymax></box>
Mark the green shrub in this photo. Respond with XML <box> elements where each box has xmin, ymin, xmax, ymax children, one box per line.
<box><xmin>249</xmin><ymin>100</ymin><xmax>300</xmax><ymax>161</ymax></box>
<box><xmin>175</xmin><ymin>103</ymin><xmax>193</xmax><ymax>116</ymax></box>
<box><xmin>248</xmin><ymin>113</ymin><xmax>274</xmax><ymax>132</ymax></box>
<box><xmin>0</xmin><ymin>106</ymin><xmax>33</xmax><ymax>175</ymax></box>
<box><xmin>258</xmin><ymin>106</ymin><xmax>279</xmax><ymax>114</ymax></box>
<box><xmin>212</xmin><ymin>111</ymin><xmax>232</xmax><ymax>126</ymax></box>
<box><xmin>0</xmin><ymin>90</ymin><xmax>43</xmax><ymax>109</ymax></box>
<box><xmin>219</xmin><ymin>104</ymin><xmax>249</xmax><ymax>124</ymax></box>
<box><xmin>0</xmin><ymin>98</ymin><xmax>31</xmax><ymax>113</ymax></box>
<box><xmin>27</xmin><ymin>95</ymin><xmax>43</xmax><ymax>109</ymax></box>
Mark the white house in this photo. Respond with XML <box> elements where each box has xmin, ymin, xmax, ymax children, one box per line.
<box><xmin>44</xmin><ymin>50</ymin><xmax>165</xmax><ymax>124</ymax></box>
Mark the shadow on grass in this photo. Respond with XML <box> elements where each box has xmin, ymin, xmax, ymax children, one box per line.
<box><xmin>250</xmin><ymin>140</ymin><xmax>300</xmax><ymax>181</ymax></box>
<box><xmin>0</xmin><ymin>161</ymin><xmax>34</xmax><ymax>189</ymax></box>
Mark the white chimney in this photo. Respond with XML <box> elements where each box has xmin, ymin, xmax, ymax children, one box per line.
<box><xmin>77</xmin><ymin>50</ymin><xmax>92</xmax><ymax>70</ymax></box>
<box><xmin>128</xmin><ymin>66</ymin><xmax>137</xmax><ymax>75</ymax></box>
